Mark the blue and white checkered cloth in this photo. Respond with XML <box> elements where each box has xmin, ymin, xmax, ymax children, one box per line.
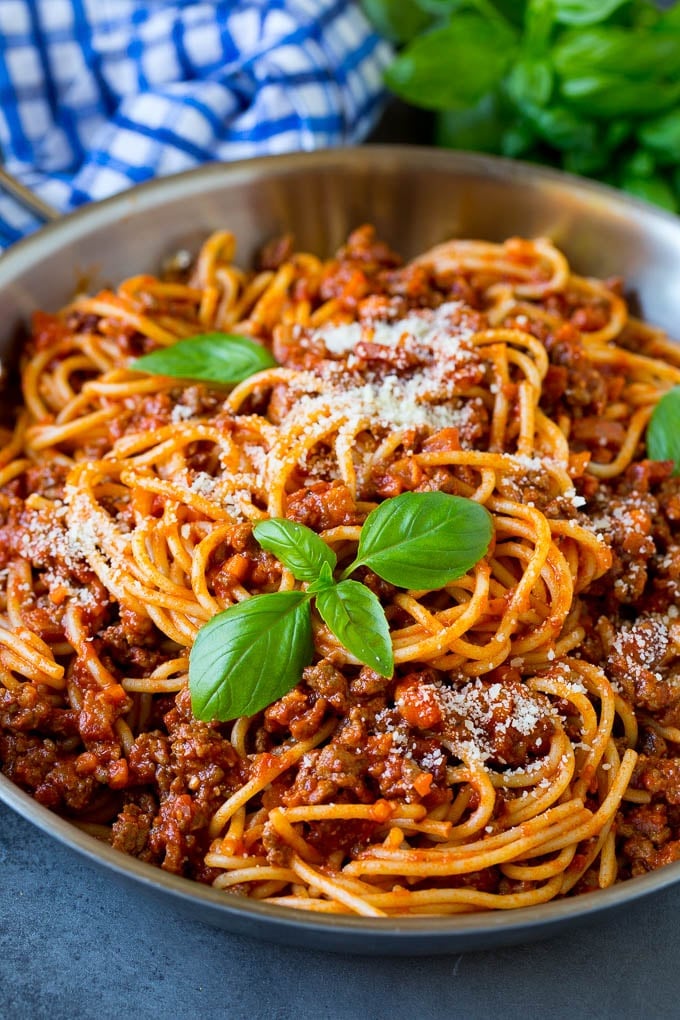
<box><xmin>0</xmin><ymin>0</ymin><xmax>391</xmax><ymax>248</ymax></box>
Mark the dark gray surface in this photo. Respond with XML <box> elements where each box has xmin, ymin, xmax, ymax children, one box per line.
<box><xmin>1</xmin><ymin>800</ymin><xmax>678</xmax><ymax>1020</ymax></box>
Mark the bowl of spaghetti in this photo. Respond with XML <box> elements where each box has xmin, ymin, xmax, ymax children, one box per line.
<box><xmin>3</xmin><ymin>146</ymin><xmax>680</xmax><ymax>953</ymax></box>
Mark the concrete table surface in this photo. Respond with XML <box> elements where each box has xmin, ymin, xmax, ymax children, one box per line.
<box><xmin>1</xmin><ymin>800</ymin><xmax>678</xmax><ymax>1020</ymax></box>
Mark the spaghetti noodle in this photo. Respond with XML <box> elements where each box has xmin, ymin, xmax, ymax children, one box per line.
<box><xmin>2</xmin><ymin>226</ymin><xmax>680</xmax><ymax>917</ymax></box>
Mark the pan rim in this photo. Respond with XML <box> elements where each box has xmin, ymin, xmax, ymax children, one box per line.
<box><xmin>2</xmin><ymin>145</ymin><xmax>679</xmax><ymax>950</ymax></box>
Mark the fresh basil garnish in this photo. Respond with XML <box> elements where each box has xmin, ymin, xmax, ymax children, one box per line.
<box><xmin>315</xmin><ymin>580</ymin><xmax>393</xmax><ymax>678</ymax></box>
<box><xmin>647</xmin><ymin>386</ymin><xmax>680</xmax><ymax>475</ymax></box>
<box><xmin>342</xmin><ymin>491</ymin><xmax>493</xmax><ymax>590</ymax></box>
<box><xmin>189</xmin><ymin>492</ymin><xmax>492</xmax><ymax>721</ymax></box>
<box><xmin>131</xmin><ymin>332</ymin><xmax>276</xmax><ymax>385</ymax></box>
<box><xmin>253</xmin><ymin>519</ymin><xmax>337</xmax><ymax>582</ymax></box>
<box><xmin>306</xmin><ymin>561</ymin><xmax>337</xmax><ymax>595</ymax></box>
<box><xmin>189</xmin><ymin>590</ymin><xmax>313</xmax><ymax>722</ymax></box>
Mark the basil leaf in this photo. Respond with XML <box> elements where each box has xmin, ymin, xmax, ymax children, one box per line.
<box><xmin>307</xmin><ymin>561</ymin><xmax>336</xmax><ymax>595</ymax></box>
<box><xmin>360</xmin><ymin>0</ymin><xmax>433</xmax><ymax>43</ymax></box>
<box><xmin>253</xmin><ymin>518</ymin><xmax>337</xmax><ymax>582</ymax></box>
<box><xmin>505</xmin><ymin>58</ymin><xmax>553</xmax><ymax>111</ymax></box>
<box><xmin>500</xmin><ymin>119</ymin><xmax>537</xmax><ymax>158</ymax></box>
<box><xmin>316</xmin><ymin>580</ymin><xmax>394</xmax><ymax>677</ymax></box>
<box><xmin>620</xmin><ymin>171</ymin><xmax>678</xmax><ymax>212</ymax></box>
<box><xmin>561</xmin><ymin>76</ymin><xmax>680</xmax><ymax>118</ymax></box>
<box><xmin>189</xmin><ymin>591</ymin><xmax>312</xmax><ymax>721</ymax></box>
<box><xmin>524</xmin><ymin>0</ymin><xmax>555</xmax><ymax>53</ymax></box>
<box><xmin>385</xmin><ymin>14</ymin><xmax>518</xmax><ymax>112</ymax></box>
<box><xmin>346</xmin><ymin>491</ymin><xmax>493</xmax><ymax>590</ymax></box>
<box><xmin>523</xmin><ymin>104</ymin><xmax>597</xmax><ymax>151</ymax></box>
<box><xmin>131</xmin><ymin>332</ymin><xmax>276</xmax><ymax>385</ymax></box>
<box><xmin>563</xmin><ymin>148</ymin><xmax>611</xmax><ymax>176</ymax></box>
<box><xmin>435</xmin><ymin>93</ymin><xmax>504</xmax><ymax>153</ymax></box>
<box><xmin>658</xmin><ymin>6</ymin><xmax>680</xmax><ymax>30</ymax></box>
<box><xmin>647</xmin><ymin>387</ymin><xmax>680</xmax><ymax>474</ymax></box>
<box><xmin>639</xmin><ymin>109</ymin><xmax>680</xmax><ymax>165</ymax></box>
<box><xmin>623</xmin><ymin>148</ymin><xmax>656</xmax><ymax>178</ymax></box>
<box><xmin>554</xmin><ymin>27</ymin><xmax>680</xmax><ymax>80</ymax></box>
<box><xmin>553</xmin><ymin>0</ymin><xmax>630</xmax><ymax>26</ymax></box>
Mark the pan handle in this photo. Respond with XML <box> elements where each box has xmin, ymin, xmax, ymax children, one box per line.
<box><xmin>0</xmin><ymin>166</ymin><xmax>61</xmax><ymax>224</ymax></box>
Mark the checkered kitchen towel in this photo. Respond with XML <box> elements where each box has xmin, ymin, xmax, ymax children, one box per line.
<box><xmin>0</xmin><ymin>0</ymin><xmax>391</xmax><ymax>248</ymax></box>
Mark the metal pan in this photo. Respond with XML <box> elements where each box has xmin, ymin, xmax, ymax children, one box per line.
<box><xmin>2</xmin><ymin>146</ymin><xmax>680</xmax><ymax>954</ymax></box>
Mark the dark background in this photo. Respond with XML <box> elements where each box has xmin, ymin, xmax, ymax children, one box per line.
<box><xmin>3</xmin><ymin>801</ymin><xmax>680</xmax><ymax>1020</ymax></box>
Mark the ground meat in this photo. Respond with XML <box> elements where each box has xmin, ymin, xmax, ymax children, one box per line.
<box><xmin>264</xmin><ymin>687</ymin><xmax>328</xmax><ymax>741</ymax></box>
<box><xmin>126</xmin><ymin>732</ymin><xmax>171</xmax><ymax>786</ymax></box>
<box><xmin>285</xmin><ymin>480</ymin><xmax>360</xmax><ymax>530</ymax></box>
<box><xmin>0</xmin><ymin>729</ymin><xmax>59</xmax><ymax>790</ymax></box>
<box><xmin>303</xmin><ymin>660</ymin><xmax>350</xmax><ymax>714</ymax></box>
<box><xmin>147</xmin><ymin>791</ymin><xmax>213</xmax><ymax>875</ymax></box>
<box><xmin>633</xmin><ymin>756</ymin><xmax>680</xmax><ymax>805</ymax></box>
<box><xmin>366</xmin><ymin>742</ymin><xmax>434</xmax><ymax>802</ymax></box>
<box><xmin>530</xmin><ymin>321</ymin><xmax>609</xmax><ymax>415</ymax></box>
<box><xmin>111</xmin><ymin>800</ymin><xmax>156</xmax><ymax>857</ymax></box>
<box><xmin>620</xmin><ymin>802</ymin><xmax>680</xmax><ymax>876</ymax></box>
<box><xmin>0</xmin><ymin>684</ymin><xmax>78</xmax><ymax>736</ymax></box>
<box><xmin>35</xmin><ymin>757</ymin><xmax>99</xmax><ymax>811</ymax></box>
<box><xmin>79</xmin><ymin>685</ymin><xmax>131</xmax><ymax>744</ymax></box>
<box><xmin>282</xmin><ymin>744</ymin><xmax>371</xmax><ymax>806</ymax></box>
<box><xmin>349</xmin><ymin>665</ymin><xmax>393</xmax><ymax>699</ymax></box>
<box><xmin>606</xmin><ymin>617</ymin><xmax>677</xmax><ymax>712</ymax></box>
<box><xmin>110</xmin><ymin>690</ymin><xmax>244</xmax><ymax>874</ymax></box>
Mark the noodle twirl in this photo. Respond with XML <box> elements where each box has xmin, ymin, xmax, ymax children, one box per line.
<box><xmin>2</xmin><ymin>227</ymin><xmax>680</xmax><ymax>917</ymax></box>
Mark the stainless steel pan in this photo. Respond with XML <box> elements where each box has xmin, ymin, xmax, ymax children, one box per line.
<box><xmin>1</xmin><ymin>146</ymin><xmax>680</xmax><ymax>954</ymax></box>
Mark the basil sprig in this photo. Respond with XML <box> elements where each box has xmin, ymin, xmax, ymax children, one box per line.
<box><xmin>189</xmin><ymin>492</ymin><xmax>493</xmax><ymax>722</ymax></box>
<box><xmin>647</xmin><ymin>386</ymin><xmax>680</xmax><ymax>475</ymax></box>
<box><xmin>131</xmin><ymin>332</ymin><xmax>276</xmax><ymax>385</ymax></box>
<box><xmin>340</xmin><ymin>491</ymin><xmax>493</xmax><ymax>589</ymax></box>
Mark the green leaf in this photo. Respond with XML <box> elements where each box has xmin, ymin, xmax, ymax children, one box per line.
<box><xmin>131</xmin><ymin>332</ymin><xmax>277</xmax><ymax>385</ymax></box>
<box><xmin>647</xmin><ymin>387</ymin><xmax>680</xmax><ymax>474</ymax></box>
<box><xmin>344</xmin><ymin>491</ymin><xmax>493</xmax><ymax>590</ymax></box>
<box><xmin>189</xmin><ymin>591</ymin><xmax>313</xmax><ymax>721</ymax></box>
<box><xmin>490</xmin><ymin>0</ymin><xmax>528</xmax><ymax>26</ymax></box>
<box><xmin>500</xmin><ymin>119</ymin><xmax>537</xmax><ymax>157</ymax></box>
<box><xmin>623</xmin><ymin>148</ymin><xmax>656</xmax><ymax>178</ymax></box>
<box><xmin>560</xmin><ymin>75</ymin><xmax>680</xmax><ymax>118</ymax></box>
<box><xmin>385</xmin><ymin>14</ymin><xmax>518</xmax><ymax>112</ymax></box>
<box><xmin>306</xmin><ymin>561</ymin><xmax>336</xmax><ymax>595</ymax></box>
<box><xmin>359</xmin><ymin>0</ymin><xmax>432</xmax><ymax>43</ymax></box>
<box><xmin>639</xmin><ymin>109</ymin><xmax>680</xmax><ymax>165</ymax></box>
<box><xmin>435</xmin><ymin>93</ymin><xmax>504</xmax><ymax>152</ymax></box>
<box><xmin>253</xmin><ymin>518</ymin><xmax>337</xmax><ymax>582</ymax></box>
<box><xmin>620</xmin><ymin>172</ymin><xmax>678</xmax><ymax>212</ymax></box>
<box><xmin>562</xmin><ymin>148</ymin><xmax>611</xmax><ymax>176</ymax></box>
<box><xmin>553</xmin><ymin>0</ymin><xmax>630</xmax><ymax>25</ymax></box>
<box><xmin>505</xmin><ymin>58</ymin><xmax>553</xmax><ymax>111</ymax></box>
<box><xmin>524</xmin><ymin>103</ymin><xmax>597</xmax><ymax>150</ymax></box>
<box><xmin>316</xmin><ymin>580</ymin><xmax>394</xmax><ymax>676</ymax></box>
<box><xmin>416</xmin><ymin>0</ymin><xmax>466</xmax><ymax>14</ymax></box>
<box><xmin>524</xmin><ymin>0</ymin><xmax>556</xmax><ymax>54</ymax></box>
<box><xmin>604</xmin><ymin>119</ymin><xmax>632</xmax><ymax>150</ymax></box>
<box><xmin>553</xmin><ymin>26</ymin><xmax>680</xmax><ymax>80</ymax></box>
<box><xmin>656</xmin><ymin>5</ymin><xmax>680</xmax><ymax>30</ymax></box>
